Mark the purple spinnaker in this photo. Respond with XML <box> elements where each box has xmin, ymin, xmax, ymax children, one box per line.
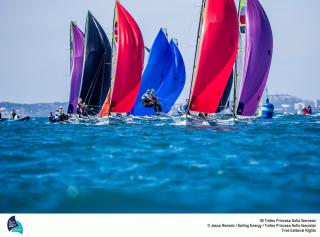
<box><xmin>237</xmin><ymin>0</ymin><xmax>273</xmax><ymax>116</ymax></box>
<box><xmin>68</xmin><ymin>22</ymin><xmax>84</xmax><ymax>114</ymax></box>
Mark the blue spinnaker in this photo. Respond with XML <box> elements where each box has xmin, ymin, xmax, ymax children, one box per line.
<box><xmin>156</xmin><ymin>40</ymin><xmax>186</xmax><ymax>114</ymax></box>
<box><xmin>131</xmin><ymin>29</ymin><xmax>172</xmax><ymax>116</ymax></box>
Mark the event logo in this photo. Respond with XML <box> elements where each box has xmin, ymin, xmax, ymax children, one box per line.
<box><xmin>7</xmin><ymin>216</ymin><xmax>23</xmax><ymax>234</ymax></box>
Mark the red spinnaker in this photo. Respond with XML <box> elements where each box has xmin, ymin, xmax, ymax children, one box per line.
<box><xmin>190</xmin><ymin>0</ymin><xmax>239</xmax><ymax>113</ymax></box>
<box><xmin>100</xmin><ymin>2</ymin><xmax>144</xmax><ymax>115</ymax></box>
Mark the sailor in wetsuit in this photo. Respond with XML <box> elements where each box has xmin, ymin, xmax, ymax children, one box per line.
<box><xmin>77</xmin><ymin>98</ymin><xmax>89</xmax><ymax>116</ymax></box>
<box><xmin>307</xmin><ymin>105</ymin><xmax>312</xmax><ymax>115</ymax></box>
<box><xmin>142</xmin><ymin>89</ymin><xmax>162</xmax><ymax>113</ymax></box>
<box><xmin>11</xmin><ymin>110</ymin><xmax>18</xmax><ymax>120</ymax></box>
<box><xmin>177</xmin><ymin>99</ymin><xmax>191</xmax><ymax>115</ymax></box>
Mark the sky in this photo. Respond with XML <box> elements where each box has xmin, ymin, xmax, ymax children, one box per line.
<box><xmin>0</xmin><ymin>0</ymin><xmax>319</xmax><ymax>103</ymax></box>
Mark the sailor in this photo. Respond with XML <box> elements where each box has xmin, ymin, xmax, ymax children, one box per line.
<box><xmin>77</xmin><ymin>98</ymin><xmax>83</xmax><ymax>115</ymax></box>
<box><xmin>48</xmin><ymin>112</ymin><xmax>55</xmax><ymax>121</ymax></box>
<box><xmin>198</xmin><ymin>113</ymin><xmax>208</xmax><ymax>119</ymax></box>
<box><xmin>77</xmin><ymin>98</ymin><xmax>89</xmax><ymax>116</ymax></box>
<box><xmin>142</xmin><ymin>89</ymin><xmax>162</xmax><ymax>113</ymax></box>
<box><xmin>81</xmin><ymin>102</ymin><xmax>89</xmax><ymax>116</ymax></box>
<box><xmin>11</xmin><ymin>110</ymin><xmax>17</xmax><ymax>120</ymax></box>
<box><xmin>0</xmin><ymin>112</ymin><xmax>2</xmax><ymax>119</ymax></box>
<box><xmin>141</xmin><ymin>89</ymin><xmax>154</xmax><ymax>107</ymax></box>
<box><xmin>307</xmin><ymin>105</ymin><xmax>312</xmax><ymax>115</ymax></box>
<box><xmin>302</xmin><ymin>106</ymin><xmax>308</xmax><ymax>115</ymax></box>
<box><xmin>178</xmin><ymin>99</ymin><xmax>190</xmax><ymax>115</ymax></box>
<box><xmin>54</xmin><ymin>109</ymin><xmax>60</xmax><ymax>119</ymax></box>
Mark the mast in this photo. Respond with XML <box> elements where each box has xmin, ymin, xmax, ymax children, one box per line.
<box><xmin>187</xmin><ymin>0</ymin><xmax>205</xmax><ymax>115</ymax></box>
<box><xmin>70</xmin><ymin>22</ymin><xmax>73</xmax><ymax>74</ymax></box>
<box><xmin>106</xmin><ymin>0</ymin><xmax>118</xmax><ymax>116</ymax></box>
<box><xmin>232</xmin><ymin>0</ymin><xmax>242</xmax><ymax>118</ymax></box>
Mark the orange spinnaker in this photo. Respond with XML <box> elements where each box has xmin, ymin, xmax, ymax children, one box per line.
<box><xmin>98</xmin><ymin>90</ymin><xmax>111</xmax><ymax>117</ymax></box>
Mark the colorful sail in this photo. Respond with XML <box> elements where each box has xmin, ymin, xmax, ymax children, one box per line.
<box><xmin>237</xmin><ymin>0</ymin><xmax>273</xmax><ymax>116</ymax></box>
<box><xmin>100</xmin><ymin>1</ymin><xmax>144</xmax><ymax>115</ymax></box>
<box><xmin>79</xmin><ymin>11</ymin><xmax>112</xmax><ymax>114</ymax></box>
<box><xmin>156</xmin><ymin>39</ymin><xmax>186</xmax><ymax>114</ymax></box>
<box><xmin>189</xmin><ymin>0</ymin><xmax>239</xmax><ymax>114</ymax></box>
<box><xmin>68</xmin><ymin>22</ymin><xmax>84</xmax><ymax>114</ymax></box>
<box><xmin>130</xmin><ymin>29</ymin><xmax>173</xmax><ymax>116</ymax></box>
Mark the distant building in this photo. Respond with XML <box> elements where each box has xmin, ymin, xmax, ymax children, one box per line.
<box><xmin>281</xmin><ymin>104</ymin><xmax>291</xmax><ymax>113</ymax></box>
<box><xmin>315</xmin><ymin>100</ymin><xmax>320</xmax><ymax>108</ymax></box>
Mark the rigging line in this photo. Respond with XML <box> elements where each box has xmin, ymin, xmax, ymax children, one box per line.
<box><xmin>86</xmin><ymin>58</ymin><xmax>104</xmax><ymax>106</ymax></box>
<box><xmin>83</xmin><ymin>53</ymin><xmax>105</xmax><ymax>104</ymax></box>
<box><xmin>233</xmin><ymin>0</ymin><xmax>243</xmax><ymax>119</ymax></box>
<box><xmin>187</xmin><ymin>0</ymin><xmax>205</xmax><ymax>115</ymax></box>
<box><xmin>107</xmin><ymin>2</ymin><xmax>117</xmax><ymax>116</ymax></box>
<box><xmin>99</xmin><ymin>51</ymin><xmax>108</xmax><ymax>107</ymax></box>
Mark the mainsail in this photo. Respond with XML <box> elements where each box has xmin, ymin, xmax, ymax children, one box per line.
<box><xmin>130</xmin><ymin>28</ymin><xmax>173</xmax><ymax>116</ymax></box>
<box><xmin>68</xmin><ymin>22</ymin><xmax>84</xmax><ymax>114</ymax></box>
<box><xmin>156</xmin><ymin>39</ymin><xmax>186</xmax><ymax>114</ymax></box>
<box><xmin>215</xmin><ymin>71</ymin><xmax>233</xmax><ymax>113</ymax></box>
<box><xmin>79</xmin><ymin>11</ymin><xmax>112</xmax><ymax>114</ymax></box>
<box><xmin>189</xmin><ymin>0</ymin><xmax>239</xmax><ymax>114</ymax></box>
<box><xmin>237</xmin><ymin>0</ymin><xmax>273</xmax><ymax>116</ymax></box>
<box><xmin>99</xmin><ymin>1</ymin><xmax>144</xmax><ymax>115</ymax></box>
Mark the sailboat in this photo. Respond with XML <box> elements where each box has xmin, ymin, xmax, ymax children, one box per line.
<box><xmin>187</xmin><ymin>0</ymin><xmax>239</xmax><ymax>124</ymax></box>
<box><xmin>99</xmin><ymin>1</ymin><xmax>145</xmax><ymax>117</ymax></box>
<box><xmin>236</xmin><ymin>0</ymin><xmax>273</xmax><ymax>117</ymax></box>
<box><xmin>67</xmin><ymin>22</ymin><xmax>84</xmax><ymax>114</ymax></box>
<box><xmin>131</xmin><ymin>28</ymin><xmax>173</xmax><ymax>116</ymax></box>
<box><xmin>79</xmin><ymin>11</ymin><xmax>112</xmax><ymax>115</ymax></box>
<box><xmin>131</xmin><ymin>29</ymin><xmax>186</xmax><ymax>116</ymax></box>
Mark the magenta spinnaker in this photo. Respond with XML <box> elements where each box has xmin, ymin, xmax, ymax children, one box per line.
<box><xmin>68</xmin><ymin>22</ymin><xmax>84</xmax><ymax>114</ymax></box>
<box><xmin>237</xmin><ymin>0</ymin><xmax>273</xmax><ymax>116</ymax></box>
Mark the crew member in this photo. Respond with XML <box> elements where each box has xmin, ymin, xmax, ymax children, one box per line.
<box><xmin>142</xmin><ymin>89</ymin><xmax>162</xmax><ymax>113</ymax></box>
<box><xmin>11</xmin><ymin>110</ymin><xmax>17</xmax><ymax>120</ymax></box>
<box><xmin>307</xmin><ymin>105</ymin><xmax>312</xmax><ymax>115</ymax></box>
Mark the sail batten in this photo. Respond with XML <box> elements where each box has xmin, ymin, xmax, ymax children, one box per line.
<box><xmin>189</xmin><ymin>0</ymin><xmax>239</xmax><ymax>114</ymax></box>
<box><xmin>68</xmin><ymin>22</ymin><xmax>84</xmax><ymax>114</ymax></box>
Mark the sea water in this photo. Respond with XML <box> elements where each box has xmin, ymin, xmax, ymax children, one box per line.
<box><xmin>0</xmin><ymin>114</ymin><xmax>319</xmax><ymax>213</ymax></box>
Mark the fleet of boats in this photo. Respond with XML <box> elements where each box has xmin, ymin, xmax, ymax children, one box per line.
<box><xmin>58</xmin><ymin>0</ymin><xmax>274</xmax><ymax>124</ymax></box>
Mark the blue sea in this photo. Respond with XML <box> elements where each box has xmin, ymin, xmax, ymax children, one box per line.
<box><xmin>0</xmin><ymin>114</ymin><xmax>319</xmax><ymax>213</ymax></box>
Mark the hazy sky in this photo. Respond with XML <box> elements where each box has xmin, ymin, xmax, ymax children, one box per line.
<box><xmin>0</xmin><ymin>0</ymin><xmax>319</xmax><ymax>103</ymax></box>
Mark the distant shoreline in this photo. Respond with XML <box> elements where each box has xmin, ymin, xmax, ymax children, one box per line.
<box><xmin>1</xmin><ymin>94</ymin><xmax>319</xmax><ymax>117</ymax></box>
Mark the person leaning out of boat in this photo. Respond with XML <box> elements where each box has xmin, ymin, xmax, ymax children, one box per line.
<box><xmin>302</xmin><ymin>105</ymin><xmax>312</xmax><ymax>115</ymax></box>
<box><xmin>307</xmin><ymin>105</ymin><xmax>312</xmax><ymax>115</ymax></box>
<box><xmin>177</xmin><ymin>99</ymin><xmax>191</xmax><ymax>116</ymax></box>
<box><xmin>142</xmin><ymin>89</ymin><xmax>162</xmax><ymax>113</ymax></box>
<box><xmin>0</xmin><ymin>112</ymin><xmax>2</xmax><ymax>119</ymax></box>
<box><xmin>77</xmin><ymin>98</ymin><xmax>89</xmax><ymax>116</ymax></box>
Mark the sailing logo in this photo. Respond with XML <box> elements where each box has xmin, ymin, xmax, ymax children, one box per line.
<box><xmin>239</xmin><ymin>6</ymin><xmax>247</xmax><ymax>34</ymax></box>
<box><xmin>7</xmin><ymin>216</ymin><xmax>23</xmax><ymax>234</ymax></box>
